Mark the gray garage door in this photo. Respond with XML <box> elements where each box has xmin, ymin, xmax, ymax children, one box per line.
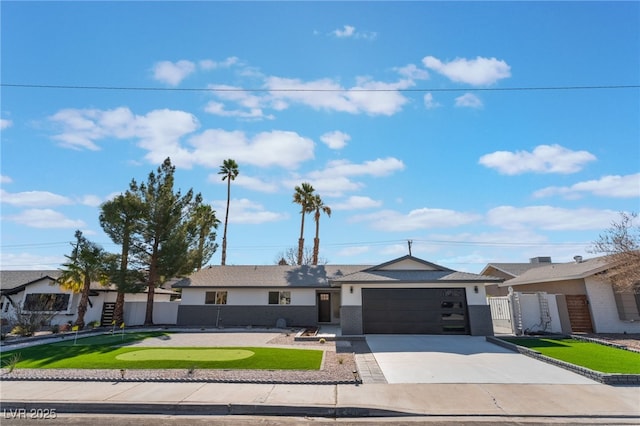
<box><xmin>362</xmin><ymin>288</ymin><xmax>469</xmax><ymax>334</ymax></box>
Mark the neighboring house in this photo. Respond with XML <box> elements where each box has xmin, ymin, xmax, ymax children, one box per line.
<box><xmin>481</xmin><ymin>256</ymin><xmax>555</xmax><ymax>296</ymax></box>
<box><xmin>173</xmin><ymin>255</ymin><xmax>503</xmax><ymax>336</ymax></box>
<box><xmin>482</xmin><ymin>255</ymin><xmax>640</xmax><ymax>334</ymax></box>
<box><xmin>0</xmin><ymin>270</ymin><xmax>178</xmax><ymax>327</ymax></box>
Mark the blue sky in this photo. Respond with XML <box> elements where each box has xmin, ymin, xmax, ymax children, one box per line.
<box><xmin>1</xmin><ymin>1</ymin><xmax>639</xmax><ymax>272</ymax></box>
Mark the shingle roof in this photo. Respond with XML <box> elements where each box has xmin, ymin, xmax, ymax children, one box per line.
<box><xmin>0</xmin><ymin>270</ymin><xmax>176</xmax><ymax>295</ymax></box>
<box><xmin>500</xmin><ymin>256</ymin><xmax>609</xmax><ymax>287</ymax></box>
<box><xmin>172</xmin><ymin>264</ymin><xmax>370</xmax><ymax>289</ymax></box>
<box><xmin>331</xmin><ymin>269</ymin><xmax>503</xmax><ymax>284</ymax></box>
<box><xmin>480</xmin><ymin>262</ymin><xmax>553</xmax><ymax>278</ymax></box>
<box><xmin>0</xmin><ymin>270</ymin><xmax>61</xmax><ymax>293</ymax></box>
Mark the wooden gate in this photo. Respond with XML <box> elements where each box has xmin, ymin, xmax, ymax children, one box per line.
<box><xmin>565</xmin><ymin>295</ymin><xmax>593</xmax><ymax>333</ymax></box>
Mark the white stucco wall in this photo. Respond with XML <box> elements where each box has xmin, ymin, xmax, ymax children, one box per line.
<box><xmin>585</xmin><ymin>276</ymin><xmax>640</xmax><ymax>333</ymax></box>
<box><xmin>179</xmin><ymin>288</ymin><xmax>317</xmax><ymax>306</ymax></box>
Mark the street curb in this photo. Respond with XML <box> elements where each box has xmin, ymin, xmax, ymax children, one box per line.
<box><xmin>2</xmin><ymin>400</ymin><xmax>640</xmax><ymax>420</ymax></box>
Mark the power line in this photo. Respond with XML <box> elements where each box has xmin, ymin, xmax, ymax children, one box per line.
<box><xmin>2</xmin><ymin>83</ymin><xmax>639</xmax><ymax>93</ymax></box>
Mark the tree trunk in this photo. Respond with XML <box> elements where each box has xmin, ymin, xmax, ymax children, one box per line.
<box><xmin>221</xmin><ymin>177</ymin><xmax>231</xmax><ymax>265</ymax></box>
<box><xmin>75</xmin><ymin>276</ymin><xmax>91</xmax><ymax>329</ymax></box>
<box><xmin>145</xmin><ymin>253</ymin><xmax>158</xmax><ymax>325</ymax></box>
<box><xmin>113</xmin><ymin>291</ymin><xmax>125</xmax><ymax>326</ymax></box>
<box><xmin>313</xmin><ymin>237</ymin><xmax>319</xmax><ymax>265</ymax></box>
<box><xmin>297</xmin><ymin>213</ymin><xmax>306</xmax><ymax>265</ymax></box>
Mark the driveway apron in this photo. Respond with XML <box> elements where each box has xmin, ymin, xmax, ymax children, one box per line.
<box><xmin>365</xmin><ymin>335</ymin><xmax>598</xmax><ymax>384</ymax></box>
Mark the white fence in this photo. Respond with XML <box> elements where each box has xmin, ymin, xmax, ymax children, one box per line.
<box><xmin>488</xmin><ymin>291</ymin><xmax>569</xmax><ymax>335</ymax></box>
<box><xmin>123</xmin><ymin>301</ymin><xmax>179</xmax><ymax>326</ymax></box>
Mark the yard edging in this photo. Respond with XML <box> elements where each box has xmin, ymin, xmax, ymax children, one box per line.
<box><xmin>486</xmin><ymin>336</ymin><xmax>640</xmax><ymax>386</ymax></box>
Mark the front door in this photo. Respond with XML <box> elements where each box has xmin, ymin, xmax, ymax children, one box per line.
<box><xmin>565</xmin><ymin>295</ymin><xmax>594</xmax><ymax>333</ymax></box>
<box><xmin>318</xmin><ymin>293</ymin><xmax>331</xmax><ymax>322</ymax></box>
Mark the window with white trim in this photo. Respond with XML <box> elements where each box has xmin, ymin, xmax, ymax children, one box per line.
<box><xmin>23</xmin><ymin>293</ymin><xmax>70</xmax><ymax>312</ymax></box>
<box><xmin>205</xmin><ymin>291</ymin><xmax>228</xmax><ymax>305</ymax></box>
<box><xmin>268</xmin><ymin>291</ymin><xmax>291</xmax><ymax>305</ymax></box>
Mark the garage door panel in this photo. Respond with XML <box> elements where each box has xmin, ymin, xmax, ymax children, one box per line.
<box><xmin>362</xmin><ymin>288</ymin><xmax>469</xmax><ymax>335</ymax></box>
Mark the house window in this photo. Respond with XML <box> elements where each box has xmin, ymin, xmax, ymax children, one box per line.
<box><xmin>205</xmin><ymin>291</ymin><xmax>228</xmax><ymax>305</ymax></box>
<box><xmin>23</xmin><ymin>293</ymin><xmax>70</xmax><ymax>312</ymax></box>
<box><xmin>268</xmin><ymin>291</ymin><xmax>291</xmax><ymax>305</ymax></box>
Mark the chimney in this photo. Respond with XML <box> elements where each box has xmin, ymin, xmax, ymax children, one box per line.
<box><xmin>529</xmin><ymin>256</ymin><xmax>552</xmax><ymax>264</ymax></box>
<box><xmin>573</xmin><ymin>255</ymin><xmax>583</xmax><ymax>263</ymax></box>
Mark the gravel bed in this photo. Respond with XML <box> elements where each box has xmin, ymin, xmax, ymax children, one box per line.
<box><xmin>1</xmin><ymin>332</ymin><xmax>359</xmax><ymax>384</ymax></box>
<box><xmin>579</xmin><ymin>333</ymin><xmax>640</xmax><ymax>352</ymax></box>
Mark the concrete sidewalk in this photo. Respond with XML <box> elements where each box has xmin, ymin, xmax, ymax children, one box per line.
<box><xmin>1</xmin><ymin>380</ymin><xmax>639</xmax><ymax>421</ymax></box>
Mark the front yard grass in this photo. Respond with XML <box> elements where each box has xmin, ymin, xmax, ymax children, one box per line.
<box><xmin>501</xmin><ymin>337</ymin><xmax>640</xmax><ymax>374</ymax></box>
<box><xmin>0</xmin><ymin>332</ymin><xmax>323</xmax><ymax>370</ymax></box>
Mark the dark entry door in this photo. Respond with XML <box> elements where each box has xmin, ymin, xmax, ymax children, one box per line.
<box><xmin>318</xmin><ymin>293</ymin><xmax>331</xmax><ymax>322</ymax></box>
<box><xmin>101</xmin><ymin>302</ymin><xmax>116</xmax><ymax>326</ymax></box>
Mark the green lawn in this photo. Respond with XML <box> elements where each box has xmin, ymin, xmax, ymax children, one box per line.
<box><xmin>0</xmin><ymin>332</ymin><xmax>323</xmax><ymax>370</ymax></box>
<box><xmin>502</xmin><ymin>337</ymin><xmax>640</xmax><ymax>374</ymax></box>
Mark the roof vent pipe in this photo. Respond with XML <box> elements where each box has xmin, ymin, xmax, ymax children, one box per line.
<box><xmin>573</xmin><ymin>255</ymin><xmax>583</xmax><ymax>263</ymax></box>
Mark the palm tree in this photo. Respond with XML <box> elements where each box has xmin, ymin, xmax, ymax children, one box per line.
<box><xmin>58</xmin><ymin>230</ymin><xmax>110</xmax><ymax>329</ymax></box>
<box><xmin>218</xmin><ymin>159</ymin><xmax>239</xmax><ymax>265</ymax></box>
<box><xmin>292</xmin><ymin>182</ymin><xmax>316</xmax><ymax>265</ymax></box>
<box><xmin>311</xmin><ymin>194</ymin><xmax>331</xmax><ymax>265</ymax></box>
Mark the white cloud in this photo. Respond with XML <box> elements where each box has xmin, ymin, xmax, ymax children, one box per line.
<box><xmin>424</xmin><ymin>93</ymin><xmax>441</xmax><ymax>109</ymax></box>
<box><xmin>211</xmin><ymin>198</ymin><xmax>287</xmax><ymax>224</ymax></box>
<box><xmin>190</xmin><ymin>129</ymin><xmax>315</xmax><ymax>170</ymax></box>
<box><xmin>486</xmin><ymin>205</ymin><xmax>618</xmax><ymax>231</ymax></box>
<box><xmin>209</xmin><ymin>174</ymin><xmax>279</xmax><ymax>193</ymax></box>
<box><xmin>299</xmin><ymin>158</ymin><xmax>405</xmax><ymax>197</ymax></box>
<box><xmin>0</xmin><ymin>252</ymin><xmax>66</xmax><ymax>270</ymax></box>
<box><xmin>311</xmin><ymin>158</ymin><xmax>405</xmax><ymax>179</ymax></box>
<box><xmin>1</xmin><ymin>175</ymin><xmax>13</xmax><ymax>184</ymax></box>
<box><xmin>479</xmin><ymin>144</ymin><xmax>597</xmax><ymax>175</ymax></box>
<box><xmin>152</xmin><ymin>60</ymin><xmax>196</xmax><ymax>86</ymax></box>
<box><xmin>336</xmin><ymin>245</ymin><xmax>370</xmax><ymax>257</ymax></box>
<box><xmin>533</xmin><ymin>173</ymin><xmax>640</xmax><ymax>199</ymax></box>
<box><xmin>331</xmin><ymin>25</ymin><xmax>377</xmax><ymax>40</ymax></box>
<box><xmin>265</xmin><ymin>76</ymin><xmax>410</xmax><ymax>116</ymax></box>
<box><xmin>332</xmin><ymin>196</ymin><xmax>383</xmax><ymax>211</ymax></box>
<box><xmin>7</xmin><ymin>209</ymin><xmax>86</xmax><ymax>229</ymax></box>
<box><xmin>199</xmin><ymin>56</ymin><xmax>239</xmax><ymax>70</ymax></box>
<box><xmin>455</xmin><ymin>93</ymin><xmax>483</xmax><ymax>108</ymax></box>
<box><xmin>423</xmin><ymin>55</ymin><xmax>511</xmax><ymax>85</ymax></box>
<box><xmin>320</xmin><ymin>131</ymin><xmax>350</xmax><ymax>150</ymax></box>
<box><xmin>79</xmin><ymin>195</ymin><xmax>104</xmax><ymax>207</ymax></box>
<box><xmin>0</xmin><ymin>189</ymin><xmax>73</xmax><ymax>207</ymax></box>
<box><xmin>0</xmin><ymin>119</ymin><xmax>12</xmax><ymax>130</ymax></box>
<box><xmin>395</xmin><ymin>64</ymin><xmax>429</xmax><ymax>81</ymax></box>
<box><xmin>333</xmin><ymin>25</ymin><xmax>356</xmax><ymax>38</ymax></box>
<box><xmin>353</xmin><ymin>208</ymin><xmax>481</xmax><ymax>232</ymax></box>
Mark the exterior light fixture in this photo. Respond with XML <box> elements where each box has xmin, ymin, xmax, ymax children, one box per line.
<box><xmin>350</xmin><ymin>286</ymin><xmax>354</xmax><ymax>294</ymax></box>
<box><xmin>474</xmin><ymin>285</ymin><xmax>479</xmax><ymax>294</ymax></box>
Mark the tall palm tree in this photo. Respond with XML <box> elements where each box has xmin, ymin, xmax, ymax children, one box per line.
<box><xmin>292</xmin><ymin>182</ymin><xmax>315</xmax><ymax>265</ymax></box>
<box><xmin>311</xmin><ymin>194</ymin><xmax>331</xmax><ymax>265</ymax></box>
<box><xmin>218</xmin><ymin>159</ymin><xmax>239</xmax><ymax>265</ymax></box>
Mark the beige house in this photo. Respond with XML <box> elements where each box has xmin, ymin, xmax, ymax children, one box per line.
<box><xmin>482</xmin><ymin>256</ymin><xmax>640</xmax><ymax>334</ymax></box>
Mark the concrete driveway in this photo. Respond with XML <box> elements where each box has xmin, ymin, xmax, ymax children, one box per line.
<box><xmin>365</xmin><ymin>335</ymin><xmax>598</xmax><ymax>384</ymax></box>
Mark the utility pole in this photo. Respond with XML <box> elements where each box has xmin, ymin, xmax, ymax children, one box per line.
<box><xmin>407</xmin><ymin>240</ymin><xmax>413</xmax><ymax>256</ymax></box>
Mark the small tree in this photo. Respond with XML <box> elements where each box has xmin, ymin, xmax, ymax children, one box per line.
<box><xmin>5</xmin><ymin>297</ymin><xmax>58</xmax><ymax>337</ymax></box>
<box><xmin>590</xmin><ymin>211</ymin><xmax>640</xmax><ymax>292</ymax></box>
<box><xmin>274</xmin><ymin>247</ymin><xmax>327</xmax><ymax>266</ymax></box>
<box><xmin>58</xmin><ymin>230</ymin><xmax>110</xmax><ymax>329</ymax></box>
